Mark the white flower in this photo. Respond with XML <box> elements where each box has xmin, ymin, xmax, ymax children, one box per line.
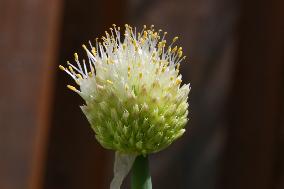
<box><xmin>59</xmin><ymin>24</ymin><xmax>190</xmax><ymax>155</ymax></box>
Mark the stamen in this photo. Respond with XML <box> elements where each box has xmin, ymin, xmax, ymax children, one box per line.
<box><xmin>68</xmin><ymin>66</ymin><xmax>74</xmax><ymax>73</ymax></box>
<box><xmin>172</xmin><ymin>46</ymin><xmax>177</xmax><ymax>53</ymax></box>
<box><xmin>67</xmin><ymin>61</ymin><xmax>84</xmax><ymax>76</ymax></box>
<box><xmin>59</xmin><ymin>65</ymin><xmax>65</xmax><ymax>71</ymax></box>
<box><xmin>60</xmin><ymin>25</ymin><xmax>188</xmax><ymax>97</ymax></box>
<box><xmin>76</xmin><ymin>74</ymin><xmax>83</xmax><ymax>79</ymax></box>
<box><xmin>67</xmin><ymin>85</ymin><xmax>79</xmax><ymax>92</ymax></box>
<box><xmin>74</xmin><ymin>53</ymin><xmax>79</xmax><ymax>61</ymax></box>
<box><xmin>173</xmin><ymin>37</ymin><xmax>179</xmax><ymax>42</ymax></box>
<box><xmin>106</xmin><ymin>80</ymin><xmax>113</xmax><ymax>85</ymax></box>
<box><xmin>176</xmin><ymin>78</ymin><xmax>182</xmax><ymax>85</ymax></box>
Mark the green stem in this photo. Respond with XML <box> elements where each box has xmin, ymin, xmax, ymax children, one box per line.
<box><xmin>131</xmin><ymin>155</ymin><xmax>152</xmax><ymax>189</ymax></box>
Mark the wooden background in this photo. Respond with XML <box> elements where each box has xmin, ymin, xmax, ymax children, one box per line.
<box><xmin>0</xmin><ymin>0</ymin><xmax>283</xmax><ymax>189</ymax></box>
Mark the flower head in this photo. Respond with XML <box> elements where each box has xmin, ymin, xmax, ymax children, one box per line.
<box><xmin>60</xmin><ymin>24</ymin><xmax>190</xmax><ymax>155</ymax></box>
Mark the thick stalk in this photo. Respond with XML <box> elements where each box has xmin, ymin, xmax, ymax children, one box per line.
<box><xmin>131</xmin><ymin>155</ymin><xmax>152</xmax><ymax>189</ymax></box>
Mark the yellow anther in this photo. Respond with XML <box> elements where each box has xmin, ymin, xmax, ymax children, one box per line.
<box><xmin>162</xmin><ymin>67</ymin><xmax>166</xmax><ymax>72</ymax></box>
<box><xmin>91</xmin><ymin>47</ymin><xmax>97</xmax><ymax>56</ymax></box>
<box><xmin>128</xmin><ymin>71</ymin><xmax>131</xmax><ymax>77</ymax></box>
<box><xmin>139</xmin><ymin>72</ymin><xmax>143</xmax><ymax>78</ymax></box>
<box><xmin>122</xmin><ymin>44</ymin><xmax>126</xmax><ymax>50</ymax></box>
<box><xmin>59</xmin><ymin>65</ymin><xmax>65</xmax><ymax>71</ymax></box>
<box><xmin>67</xmin><ymin>85</ymin><xmax>77</xmax><ymax>92</ymax></box>
<box><xmin>173</xmin><ymin>36</ymin><xmax>179</xmax><ymax>42</ymax></box>
<box><xmin>68</xmin><ymin>66</ymin><xmax>74</xmax><ymax>72</ymax></box>
<box><xmin>106</xmin><ymin>80</ymin><xmax>113</xmax><ymax>85</ymax></box>
<box><xmin>143</xmin><ymin>25</ymin><xmax>146</xmax><ymax>29</ymax></box>
<box><xmin>158</xmin><ymin>42</ymin><xmax>164</xmax><ymax>49</ymax></box>
<box><xmin>153</xmin><ymin>32</ymin><xmax>158</xmax><ymax>38</ymax></box>
<box><xmin>168</xmin><ymin>47</ymin><xmax>171</xmax><ymax>52</ymax></box>
<box><xmin>138</xmin><ymin>62</ymin><xmax>141</xmax><ymax>67</ymax></box>
<box><xmin>178</xmin><ymin>50</ymin><xmax>183</xmax><ymax>58</ymax></box>
<box><xmin>88</xmin><ymin>72</ymin><xmax>93</xmax><ymax>77</ymax></box>
<box><xmin>112</xmin><ymin>24</ymin><xmax>116</xmax><ymax>27</ymax></box>
<box><xmin>176</xmin><ymin>63</ymin><xmax>180</xmax><ymax>70</ymax></box>
<box><xmin>172</xmin><ymin>46</ymin><xmax>178</xmax><ymax>53</ymax></box>
<box><xmin>163</xmin><ymin>61</ymin><xmax>169</xmax><ymax>66</ymax></box>
<box><xmin>76</xmin><ymin>74</ymin><xmax>83</xmax><ymax>79</ymax></box>
<box><xmin>82</xmin><ymin>44</ymin><xmax>87</xmax><ymax>50</ymax></box>
<box><xmin>143</xmin><ymin>31</ymin><xmax>148</xmax><ymax>38</ymax></box>
<box><xmin>74</xmin><ymin>53</ymin><xmax>79</xmax><ymax>61</ymax></box>
<box><xmin>128</xmin><ymin>66</ymin><xmax>131</xmax><ymax>71</ymax></box>
<box><xmin>176</xmin><ymin>78</ymin><xmax>182</xmax><ymax>85</ymax></box>
<box><xmin>170</xmin><ymin>76</ymin><xmax>174</xmax><ymax>81</ymax></box>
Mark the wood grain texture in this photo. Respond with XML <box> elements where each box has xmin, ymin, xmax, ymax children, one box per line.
<box><xmin>220</xmin><ymin>0</ymin><xmax>284</xmax><ymax>188</ymax></box>
<box><xmin>0</xmin><ymin>0</ymin><xmax>62</xmax><ymax>189</ymax></box>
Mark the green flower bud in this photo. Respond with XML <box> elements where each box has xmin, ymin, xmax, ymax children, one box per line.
<box><xmin>60</xmin><ymin>24</ymin><xmax>190</xmax><ymax>155</ymax></box>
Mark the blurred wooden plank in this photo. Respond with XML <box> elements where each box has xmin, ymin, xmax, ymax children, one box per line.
<box><xmin>0</xmin><ymin>0</ymin><xmax>62</xmax><ymax>189</ymax></box>
<box><xmin>220</xmin><ymin>0</ymin><xmax>284</xmax><ymax>188</ymax></box>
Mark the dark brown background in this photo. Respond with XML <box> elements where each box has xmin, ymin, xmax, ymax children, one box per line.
<box><xmin>0</xmin><ymin>0</ymin><xmax>283</xmax><ymax>189</ymax></box>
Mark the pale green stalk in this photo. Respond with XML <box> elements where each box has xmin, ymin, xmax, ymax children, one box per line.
<box><xmin>131</xmin><ymin>155</ymin><xmax>152</xmax><ymax>189</ymax></box>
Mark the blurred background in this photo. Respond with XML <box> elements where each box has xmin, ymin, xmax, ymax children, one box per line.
<box><xmin>0</xmin><ymin>0</ymin><xmax>284</xmax><ymax>189</ymax></box>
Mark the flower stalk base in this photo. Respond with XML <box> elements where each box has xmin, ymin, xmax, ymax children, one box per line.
<box><xmin>131</xmin><ymin>155</ymin><xmax>152</xmax><ymax>189</ymax></box>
